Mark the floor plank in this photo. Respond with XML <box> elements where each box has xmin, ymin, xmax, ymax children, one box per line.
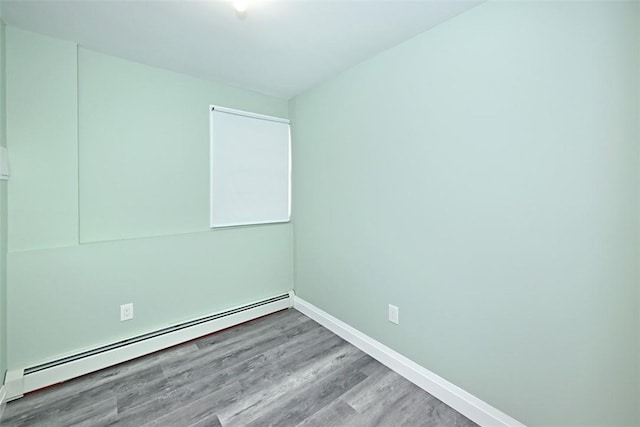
<box><xmin>2</xmin><ymin>309</ymin><xmax>479</xmax><ymax>427</ymax></box>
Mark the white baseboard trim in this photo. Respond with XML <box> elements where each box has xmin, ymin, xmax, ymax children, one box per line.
<box><xmin>6</xmin><ymin>292</ymin><xmax>294</xmax><ymax>400</ymax></box>
<box><xmin>293</xmin><ymin>296</ymin><xmax>526</xmax><ymax>427</ymax></box>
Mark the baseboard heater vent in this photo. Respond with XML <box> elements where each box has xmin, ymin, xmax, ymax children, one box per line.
<box><xmin>7</xmin><ymin>291</ymin><xmax>293</xmax><ymax>400</ymax></box>
<box><xmin>25</xmin><ymin>293</ymin><xmax>289</xmax><ymax>375</ymax></box>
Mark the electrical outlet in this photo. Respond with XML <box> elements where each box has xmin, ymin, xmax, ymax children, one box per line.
<box><xmin>120</xmin><ymin>303</ymin><xmax>134</xmax><ymax>321</ymax></box>
<box><xmin>388</xmin><ymin>304</ymin><xmax>399</xmax><ymax>324</ymax></box>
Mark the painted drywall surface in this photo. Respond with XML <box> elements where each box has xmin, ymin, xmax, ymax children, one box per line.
<box><xmin>637</xmin><ymin>2</ymin><xmax>640</xmax><ymax>418</ymax></box>
<box><xmin>5</xmin><ymin>27</ymin><xmax>292</xmax><ymax>368</ymax></box>
<box><xmin>78</xmin><ymin>49</ymin><xmax>289</xmax><ymax>243</ymax></box>
<box><xmin>0</xmin><ymin>187</ymin><xmax>4</xmax><ymax>384</ymax></box>
<box><xmin>7</xmin><ymin>225</ymin><xmax>292</xmax><ymax>366</ymax></box>
<box><xmin>0</xmin><ymin>20</ymin><xmax>7</xmax><ymax>384</ymax></box>
<box><xmin>5</xmin><ymin>28</ymin><xmax>78</xmax><ymax>252</ymax></box>
<box><xmin>291</xmin><ymin>2</ymin><xmax>639</xmax><ymax>426</ymax></box>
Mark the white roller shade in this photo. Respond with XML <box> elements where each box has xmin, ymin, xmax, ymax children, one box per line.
<box><xmin>210</xmin><ymin>105</ymin><xmax>291</xmax><ymax>228</ymax></box>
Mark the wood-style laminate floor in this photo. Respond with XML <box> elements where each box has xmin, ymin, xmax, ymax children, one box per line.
<box><xmin>1</xmin><ymin>309</ymin><xmax>479</xmax><ymax>427</ymax></box>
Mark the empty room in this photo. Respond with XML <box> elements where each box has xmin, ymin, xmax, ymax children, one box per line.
<box><xmin>0</xmin><ymin>0</ymin><xmax>638</xmax><ymax>426</ymax></box>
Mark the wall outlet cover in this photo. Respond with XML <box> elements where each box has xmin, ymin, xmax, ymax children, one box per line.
<box><xmin>388</xmin><ymin>304</ymin><xmax>399</xmax><ymax>324</ymax></box>
<box><xmin>120</xmin><ymin>303</ymin><xmax>134</xmax><ymax>321</ymax></box>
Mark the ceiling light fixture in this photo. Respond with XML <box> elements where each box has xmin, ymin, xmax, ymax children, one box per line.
<box><xmin>232</xmin><ymin>0</ymin><xmax>249</xmax><ymax>13</ymax></box>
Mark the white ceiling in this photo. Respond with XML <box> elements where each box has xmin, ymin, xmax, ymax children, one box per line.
<box><xmin>0</xmin><ymin>0</ymin><xmax>480</xmax><ymax>99</ymax></box>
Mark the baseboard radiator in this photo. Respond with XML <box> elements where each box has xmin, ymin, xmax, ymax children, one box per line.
<box><xmin>5</xmin><ymin>292</ymin><xmax>293</xmax><ymax>401</ymax></box>
<box><xmin>0</xmin><ymin>384</ymin><xmax>7</xmax><ymax>421</ymax></box>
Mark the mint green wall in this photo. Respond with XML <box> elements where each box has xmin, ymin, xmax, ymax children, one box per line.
<box><xmin>636</xmin><ymin>3</ymin><xmax>640</xmax><ymax>417</ymax></box>
<box><xmin>78</xmin><ymin>49</ymin><xmax>288</xmax><ymax>243</ymax></box>
<box><xmin>0</xmin><ymin>20</ymin><xmax>7</xmax><ymax>385</ymax></box>
<box><xmin>290</xmin><ymin>2</ymin><xmax>639</xmax><ymax>426</ymax></box>
<box><xmin>7</xmin><ymin>226</ymin><xmax>291</xmax><ymax>365</ymax></box>
<box><xmin>5</xmin><ymin>27</ymin><xmax>292</xmax><ymax>368</ymax></box>
<box><xmin>6</xmin><ymin>28</ymin><xmax>78</xmax><ymax>252</ymax></box>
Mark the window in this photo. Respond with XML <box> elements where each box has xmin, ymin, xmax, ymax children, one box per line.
<box><xmin>209</xmin><ymin>105</ymin><xmax>291</xmax><ymax>228</ymax></box>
